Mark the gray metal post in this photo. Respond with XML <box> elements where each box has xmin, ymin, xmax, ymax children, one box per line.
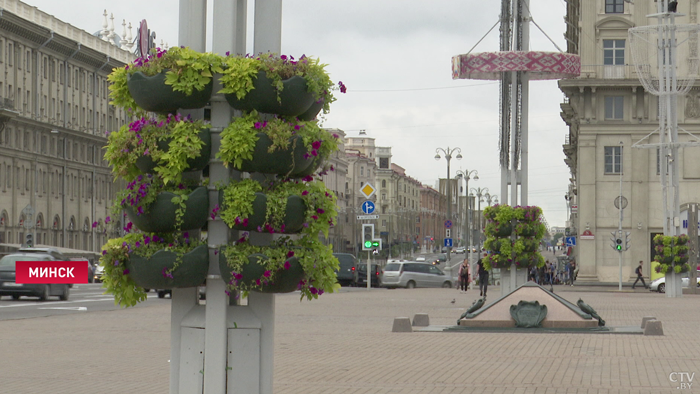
<box><xmin>618</xmin><ymin>141</ymin><xmax>624</xmax><ymax>291</ymax></box>
<box><xmin>688</xmin><ymin>204</ymin><xmax>698</xmax><ymax>294</ymax></box>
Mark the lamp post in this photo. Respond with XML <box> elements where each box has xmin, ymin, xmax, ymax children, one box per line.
<box><xmin>470</xmin><ymin>187</ymin><xmax>489</xmax><ymax>253</ymax></box>
<box><xmin>455</xmin><ymin>169</ymin><xmax>478</xmax><ymax>254</ymax></box>
<box><xmin>484</xmin><ymin>193</ymin><xmax>498</xmax><ymax>206</ymax></box>
<box><xmin>435</xmin><ymin>147</ymin><xmax>462</xmax><ymax>273</ymax></box>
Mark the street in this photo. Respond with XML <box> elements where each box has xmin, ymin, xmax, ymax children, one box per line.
<box><xmin>0</xmin><ymin>284</ymin><xmax>165</xmax><ymax>320</ymax></box>
<box><xmin>0</xmin><ymin>283</ymin><xmax>698</xmax><ymax>393</ymax></box>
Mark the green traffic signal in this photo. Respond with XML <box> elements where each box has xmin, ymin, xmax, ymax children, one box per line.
<box><xmin>372</xmin><ymin>241</ymin><xmax>379</xmax><ymax>247</ymax></box>
<box><xmin>364</xmin><ymin>240</ymin><xmax>373</xmax><ymax>248</ymax></box>
<box><xmin>616</xmin><ymin>238</ymin><xmax>622</xmax><ymax>251</ymax></box>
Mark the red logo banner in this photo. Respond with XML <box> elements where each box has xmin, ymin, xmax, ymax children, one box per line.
<box><xmin>15</xmin><ymin>261</ymin><xmax>88</xmax><ymax>284</ymax></box>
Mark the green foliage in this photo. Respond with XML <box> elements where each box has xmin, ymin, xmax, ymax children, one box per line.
<box><xmin>99</xmin><ymin>233</ymin><xmax>204</xmax><ymax>307</ymax></box>
<box><xmin>222</xmin><ymin>236</ymin><xmax>341</xmax><ymax>300</ymax></box>
<box><xmin>107</xmin><ymin>47</ymin><xmax>221</xmax><ymax>113</ymax></box>
<box><xmin>104</xmin><ymin>114</ymin><xmax>209</xmax><ymax>184</ymax></box>
<box><xmin>652</xmin><ymin>234</ymin><xmax>691</xmax><ymax>274</ymax></box>
<box><xmin>218</xmin><ymin>56</ymin><xmax>261</xmax><ymax>99</ymax></box>
<box><xmin>218</xmin><ymin>110</ymin><xmax>339</xmax><ymax>172</ymax></box>
<box><xmin>219</xmin><ymin>179</ymin><xmax>262</xmax><ymax>226</ymax></box>
<box><xmin>482</xmin><ymin>204</ymin><xmax>547</xmax><ymax>269</ymax></box>
<box><xmin>218</xmin><ymin>53</ymin><xmax>340</xmax><ymax>114</ymax></box>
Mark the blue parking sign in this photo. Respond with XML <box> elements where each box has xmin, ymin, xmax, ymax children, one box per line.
<box><xmin>444</xmin><ymin>238</ymin><xmax>453</xmax><ymax>247</ymax></box>
<box><xmin>565</xmin><ymin>236</ymin><xmax>576</xmax><ymax>247</ymax></box>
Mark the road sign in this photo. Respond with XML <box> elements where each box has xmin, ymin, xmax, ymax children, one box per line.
<box><xmin>357</xmin><ymin>215</ymin><xmax>379</xmax><ymax>220</ymax></box>
<box><xmin>444</xmin><ymin>238</ymin><xmax>453</xmax><ymax>247</ymax></box>
<box><xmin>361</xmin><ymin>200</ymin><xmax>376</xmax><ymax>214</ymax></box>
<box><xmin>445</xmin><ymin>229</ymin><xmax>451</xmax><ymax>238</ymax></box>
<box><xmin>444</xmin><ymin>220</ymin><xmax>452</xmax><ymax>229</ymax></box>
<box><xmin>565</xmin><ymin>236</ymin><xmax>576</xmax><ymax>247</ymax></box>
<box><xmin>571</xmin><ymin>205</ymin><xmax>578</xmax><ymax>213</ymax></box>
<box><xmin>359</xmin><ymin>183</ymin><xmax>376</xmax><ymax>199</ymax></box>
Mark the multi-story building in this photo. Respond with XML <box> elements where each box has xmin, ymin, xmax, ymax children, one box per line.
<box><xmin>419</xmin><ymin>185</ymin><xmax>443</xmax><ymax>253</ymax></box>
<box><xmin>559</xmin><ymin>0</ymin><xmax>700</xmax><ymax>282</ymax></box>
<box><xmin>319</xmin><ymin>128</ymin><xmax>350</xmax><ymax>252</ymax></box>
<box><xmin>0</xmin><ymin>0</ymin><xmax>134</xmax><ymax>253</ymax></box>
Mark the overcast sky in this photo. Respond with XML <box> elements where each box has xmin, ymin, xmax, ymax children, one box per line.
<box><xmin>23</xmin><ymin>0</ymin><xmax>572</xmax><ymax>227</ymax></box>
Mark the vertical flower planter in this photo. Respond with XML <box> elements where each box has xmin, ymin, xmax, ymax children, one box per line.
<box><xmin>126</xmin><ymin>244</ymin><xmax>208</xmax><ymax>289</ymax></box>
<box><xmin>224</xmin><ymin>71</ymin><xmax>315</xmax><ymax>116</ymax></box>
<box><xmin>125</xmin><ymin>187</ymin><xmax>209</xmax><ymax>233</ymax></box>
<box><xmin>220</xmin><ymin>191</ymin><xmax>306</xmax><ymax>234</ymax></box>
<box><xmin>134</xmin><ymin>128</ymin><xmax>212</xmax><ymax>174</ymax></box>
<box><xmin>237</xmin><ymin>133</ymin><xmax>314</xmax><ymax>176</ymax></box>
<box><xmin>127</xmin><ymin>71</ymin><xmax>213</xmax><ymax>113</ymax></box>
<box><xmin>219</xmin><ymin>252</ymin><xmax>305</xmax><ymax>293</ymax></box>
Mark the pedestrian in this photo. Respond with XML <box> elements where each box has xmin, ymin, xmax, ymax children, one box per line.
<box><xmin>632</xmin><ymin>260</ymin><xmax>648</xmax><ymax>289</ymax></box>
<box><xmin>458</xmin><ymin>258</ymin><xmax>470</xmax><ymax>293</ymax></box>
<box><xmin>477</xmin><ymin>258</ymin><xmax>489</xmax><ymax>297</ymax></box>
<box><xmin>571</xmin><ymin>260</ymin><xmax>577</xmax><ymax>285</ymax></box>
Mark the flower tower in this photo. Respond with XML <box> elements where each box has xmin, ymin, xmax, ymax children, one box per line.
<box><xmin>482</xmin><ymin>204</ymin><xmax>546</xmax><ymax>295</ymax></box>
<box><xmin>100</xmin><ymin>1</ymin><xmax>345</xmax><ymax>392</ymax></box>
<box><xmin>652</xmin><ymin>234</ymin><xmax>690</xmax><ymax>297</ymax></box>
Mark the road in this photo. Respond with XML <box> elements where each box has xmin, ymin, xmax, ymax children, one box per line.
<box><xmin>0</xmin><ymin>283</ymin><xmax>167</xmax><ymax>320</ymax></box>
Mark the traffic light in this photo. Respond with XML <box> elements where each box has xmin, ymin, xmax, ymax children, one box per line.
<box><xmin>25</xmin><ymin>233</ymin><xmax>33</xmax><ymax>247</ymax></box>
<box><xmin>615</xmin><ymin>238</ymin><xmax>622</xmax><ymax>251</ymax></box>
<box><xmin>362</xmin><ymin>224</ymin><xmax>374</xmax><ymax>251</ymax></box>
<box><xmin>624</xmin><ymin>231</ymin><xmax>631</xmax><ymax>251</ymax></box>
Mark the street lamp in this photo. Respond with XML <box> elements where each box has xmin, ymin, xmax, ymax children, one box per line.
<box><xmin>455</xmin><ymin>169</ymin><xmax>478</xmax><ymax>252</ymax></box>
<box><xmin>484</xmin><ymin>193</ymin><xmax>498</xmax><ymax>206</ymax></box>
<box><xmin>470</xmin><ymin>187</ymin><xmax>489</xmax><ymax>253</ymax></box>
<box><xmin>435</xmin><ymin>147</ymin><xmax>461</xmax><ymax>272</ymax></box>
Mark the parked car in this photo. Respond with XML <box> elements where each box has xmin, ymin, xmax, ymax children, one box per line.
<box><xmin>380</xmin><ymin>261</ymin><xmax>452</xmax><ymax>289</ymax></box>
<box><xmin>333</xmin><ymin>253</ymin><xmax>357</xmax><ymax>287</ymax></box>
<box><xmin>157</xmin><ymin>287</ymin><xmax>206</xmax><ymax>299</ymax></box>
<box><xmin>649</xmin><ymin>272</ymin><xmax>700</xmax><ymax>293</ymax></box>
<box><xmin>0</xmin><ymin>252</ymin><xmax>70</xmax><ymax>301</ymax></box>
<box><xmin>355</xmin><ymin>263</ymin><xmax>381</xmax><ymax>287</ymax></box>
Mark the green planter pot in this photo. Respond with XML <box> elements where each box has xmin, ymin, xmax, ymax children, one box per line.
<box><xmin>516</xmin><ymin>223</ymin><xmax>537</xmax><ymax>237</ymax></box>
<box><xmin>219</xmin><ymin>252</ymin><xmax>305</xmax><ymax>293</ymax></box>
<box><xmin>296</xmin><ymin>99</ymin><xmax>324</xmax><ymax>121</ymax></box>
<box><xmin>289</xmin><ymin>153</ymin><xmax>325</xmax><ymax>178</ymax></box>
<box><xmin>237</xmin><ymin>133</ymin><xmax>314</xmax><ymax>176</ymax></box>
<box><xmin>125</xmin><ymin>187</ymin><xmax>208</xmax><ymax>233</ymax></box>
<box><xmin>126</xmin><ymin>245</ymin><xmax>208</xmax><ymax>289</ymax></box>
<box><xmin>220</xmin><ymin>191</ymin><xmax>306</xmax><ymax>234</ymax></box>
<box><xmin>661</xmin><ymin>256</ymin><xmax>675</xmax><ymax>264</ymax></box>
<box><xmin>135</xmin><ymin>129</ymin><xmax>212</xmax><ymax>174</ymax></box>
<box><xmin>495</xmin><ymin>223</ymin><xmax>513</xmax><ymax>237</ymax></box>
<box><xmin>224</xmin><ymin>71</ymin><xmax>315</xmax><ymax>116</ymax></box>
<box><xmin>127</xmin><ymin>71</ymin><xmax>213</xmax><ymax>113</ymax></box>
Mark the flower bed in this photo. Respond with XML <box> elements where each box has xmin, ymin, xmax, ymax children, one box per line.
<box><xmin>652</xmin><ymin>234</ymin><xmax>691</xmax><ymax>274</ymax></box>
<box><xmin>482</xmin><ymin>204</ymin><xmax>546</xmax><ymax>270</ymax></box>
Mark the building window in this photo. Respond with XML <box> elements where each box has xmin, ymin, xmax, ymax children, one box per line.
<box><xmin>382</xmin><ymin>180</ymin><xmax>386</xmax><ymax>187</ymax></box>
<box><xmin>604</xmin><ymin>96</ymin><xmax>624</xmax><ymax>119</ymax></box>
<box><xmin>605</xmin><ymin>0</ymin><xmax>623</xmax><ymax>13</ymax></box>
<box><xmin>379</xmin><ymin>157</ymin><xmax>389</xmax><ymax>169</ymax></box>
<box><xmin>604</xmin><ymin>146</ymin><xmax>622</xmax><ymax>174</ymax></box>
<box><xmin>360</xmin><ymin>166</ymin><xmax>364</xmax><ymax>176</ymax></box>
<box><xmin>603</xmin><ymin>40</ymin><xmax>625</xmax><ymax>65</ymax></box>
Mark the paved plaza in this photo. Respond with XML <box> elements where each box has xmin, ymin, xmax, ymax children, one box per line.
<box><xmin>0</xmin><ymin>285</ymin><xmax>698</xmax><ymax>394</ymax></box>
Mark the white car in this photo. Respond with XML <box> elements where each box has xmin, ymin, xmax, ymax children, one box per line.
<box><xmin>454</xmin><ymin>247</ymin><xmax>466</xmax><ymax>254</ymax></box>
<box><xmin>649</xmin><ymin>273</ymin><xmax>700</xmax><ymax>293</ymax></box>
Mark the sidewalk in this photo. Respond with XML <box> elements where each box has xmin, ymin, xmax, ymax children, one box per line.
<box><xmin>0</xmin><ymin>286</ymin><xmax>698</xmax><ymax>393</ymax></box>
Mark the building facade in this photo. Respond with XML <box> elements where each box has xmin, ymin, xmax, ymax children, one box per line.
<box><xmin>0</xmin><ymin>0</ymin><xmax>134</xmax><ymax>253</ymax></box>
<box><xmin>559</xmin><ymin>0</ymin><xmax>700</xmax><ymax>282</ymax></box>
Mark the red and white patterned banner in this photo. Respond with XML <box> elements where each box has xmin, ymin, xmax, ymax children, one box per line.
<box><xmin>452</xmin><ymin>51</ymin><xmax>581</xmax><ymax>80</ymax></box>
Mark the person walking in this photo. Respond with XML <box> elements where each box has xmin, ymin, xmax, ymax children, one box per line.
<box><xmin>632</xmin><ymin>260</ymin><xmax>648</xmax><ymax>289</ymax></box>
<box><xmin>477</xmin><ymin>258</ymin><xmax>489</xmax><ymax>297</ymax></box>
<box><xmin>458</xmin><ymin>258</ymin><xmax>470</xmax><ymax>293</ymax></box>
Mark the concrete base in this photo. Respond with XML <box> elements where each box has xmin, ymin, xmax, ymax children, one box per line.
<box><xmin>459</xmin><ymin>282</ymin><xmax>599</xmax><ymax>328</ymax></box>
<box><xmin>665</xmin><ymin>272</ymin><xmax>683</xmax><ymax>298</ymax></box>
<box><xmin>392</xmin><ymin>317</ymin><xmax>412</xmax><ymax>332</ymax></box>
<box><xmin>412</xmin><ymin>313</ymin><xmax>429</xmax><ymax>327</ymax></box>
<box><xmin>500</xmin><ymin>266</ymin><xmax>528</xmax><ymax>297</ymax></box>
<box><xmin>643</xmin><ymin>320</ymin><xmax>664</xmax><ymax>336</ymax></box>
<box><xmin>641</xmin><ymin>316</ymin><xmax>656</xmax><ymax>329</ymax></box>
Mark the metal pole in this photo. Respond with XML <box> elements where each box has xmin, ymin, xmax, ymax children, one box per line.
<box><xmin>367</xmin><ymin>250</ymin><xmax>371</xmax><ymax>290</ymax></box>
<box><xmin>618</xmin><ymin>141</ymin><xmax>623</xmax><ymax>291</ymax></box>
<box><xmin>446</xmin><ymin>154</ymin><xmax>452</xmax><ymax>265</ymax></box>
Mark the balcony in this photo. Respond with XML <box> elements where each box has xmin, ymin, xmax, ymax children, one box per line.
<box><xmin>579</xmin><ymin>65</ymin><xmax>640</xmax><ymax>80</ymax></box>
